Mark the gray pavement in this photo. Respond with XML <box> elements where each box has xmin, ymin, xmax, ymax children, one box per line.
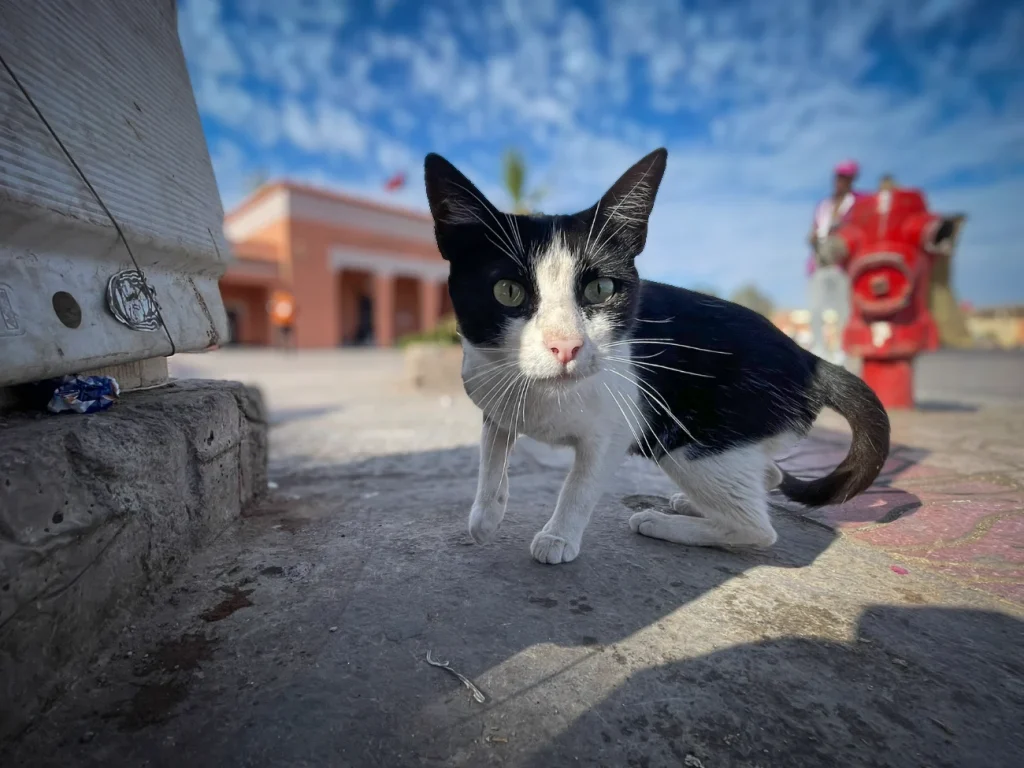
<box><xmin>914</xmin><ymin>349</ymin><xmax>1024</xmax><ymax>406</ymax></box>
<box><xmin>2</xmin><ymin>349</ymin><xmax>1021</xmax><ymax>768</ymax></box>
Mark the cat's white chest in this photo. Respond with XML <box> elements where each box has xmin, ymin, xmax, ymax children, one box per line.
<box><xmin>519</xmin><ymin>385</ymin><xmax>597</xmax><ymax>445</ymax></box>
<box><xmin>468</xmin><ymin>369</ymin><xmax>636</xmax><ymax>447</ymax></box>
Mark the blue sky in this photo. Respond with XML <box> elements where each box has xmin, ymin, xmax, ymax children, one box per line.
<box><xmin>178</xmin><ymin>0</ymin><xmax>1024</xmax><ymax>308</ymax></box>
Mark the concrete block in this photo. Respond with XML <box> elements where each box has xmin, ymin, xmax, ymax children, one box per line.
<box><xmin>0</xmin><ymin>379</ymin><xmax>267</xmax><ymax>738</ymax></box>
<box><xmin>404</xmin><ymin>343</ymin><xmax>464</xmax><ymax>393</ymax></box>
<box><xmin>82</xmin><ymin>357</ymin><xmax>170</xmax><ymax>392</ymax></box>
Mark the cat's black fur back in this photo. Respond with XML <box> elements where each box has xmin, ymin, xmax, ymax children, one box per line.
<box><xmin>628</xmin><ymin>280</ymin><xmax>890</xmax><ymax>504</ymax></box>
<box><xmin>628</xmin><ymin>280</ymin><xmax>820</xmax><ymax>459</ymax></box>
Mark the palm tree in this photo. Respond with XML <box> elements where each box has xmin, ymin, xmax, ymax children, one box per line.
<box><xmin>502</xmin><ymin>148</ymin><xmax>545</xmax><ymax>214</ymax></box>
<box><xmin>729</xmin><ymin>283</ymin><xmax>775</xmax><ymax>317</ymax></box>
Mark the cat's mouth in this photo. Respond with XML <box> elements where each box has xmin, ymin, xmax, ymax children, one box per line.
<box><xmin>514</xmin><ymin>339</ymin><xmax>598</xmax><ymax>383</ymax></box>
<box><xmin>540</xmin><ymin>364</ymin><xmax>593</xmax><ymax>384</ymax></box>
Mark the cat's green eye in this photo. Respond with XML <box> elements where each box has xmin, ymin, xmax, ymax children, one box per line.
<box><xmin>493</xmin><ymin>279</ymin><xmax>526</xmax><ymax>308</ymax></box>
<box><xmin>583</xmin><ymin>277</ymin><xmax>616</xmax><ymax>305</ymax></box>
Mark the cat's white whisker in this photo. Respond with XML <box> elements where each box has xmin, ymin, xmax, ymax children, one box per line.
<box><xmin>475</xmin><ymin>368</ymin><xmax>523</xmax><ymax>420</ymax></box>
<box><xmin>463</xmin><ymin>358</ymin><xmax>520</xmax><ymax>387</ymax></box>
<box><xmin>605</xmin><ymin>355</ymin><xmax>715</xmax><ymax>380</ymax></box>
<box><xmin>593</xmin><ymin>212</ymin><xmax>642</xmax><ymax>258</ymax></box>
<box><xmin>506</xmin><ymin>212</ymin><xmax>525</xmax><ymax>257</ymax></box>
<box><xmin>624</xmin><ymin>392</ymin><xmax>669</xmax><ymax>463</ymax></box>
<box><xmin>588</xmin><ymin>162</ymin><xmax>657</xmax><ymax>258</ymax></box>
<box><xmin>449</xmin><ymin>181</ymin><xmax>524</xmax><ymax>264</ymax></box>
<box><xmin>466</xmin><ymin>370</ymin><xmax>517</xmax><ymax>395</ymax></box>
<box><xmin>457</xmin><ymin>202</ymin><xmax>520</xmax><ymax>260</ymax></box>
<box><xmin>500</xmin><ymin>379</ymin><xmax>530</xmax><ymax>483</ymax></box>
<box><xmin>469</xmin><ymin>365</ymin><xmax>518</xmax><ymax>404</ymax></box>
<box><xmin>462</xmin><ymin>354</ymin><xmax>517</xmax><ymax>380</ymax></box>
<box><xmin>603</xmin><ymin>383</ymin><xmax>647</xmax><ymax>455</ymax></box>
<box><xmin>602</xmin><ymin>338</ymin><xmax>731</xmax><ymax>355</ymax></box>
<box><xmin>485</xmin><ymin>372</ymin><xmax>529</xmax><ymax>472</ymax></box>
<box><xmin>492</xmin><ymin>372</ymin><xmax>527</xmax><ymax>419</ymax></box>
<box><xmin>606</xmin><ymin>382</ymin><xmax>662</xmax><ymax>461</ymax></box>
<box><xmin>612</xmin><ymin>381</ymin><xmax>686</xmax><ymax>471</ymax></box>
<box><xmin>497</xmin><ymin>385</ymin><xmax>524</xmax><ymax>481</ymax></box>
<box><xmin>450</xmin><ymin>197</ymin><xmax>524</xmax><ymax>270</ymax></box>
<box><xmin>583</xmin><ymin>198</ymin><xmax>601</xmax><ymax>256</ymax></box>
<box><xmin>485</xmin><ymin>232</ymin><xmax>525</xmax><ymax>268</ymax></box>
<box><xmin>603</xmin><ymin>365</ymin><xmax>700</xmax><ymax>444</ymax></box>
<box><xmin>632</xmin><ymin>385</ymin><xmax>700</xmax><ymax>448</ymax></box>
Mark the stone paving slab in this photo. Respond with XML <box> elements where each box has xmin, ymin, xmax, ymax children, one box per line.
<box><xmin>782</xmin><ymin>405</ymin><xmax>1024</xmax><ymax>607</ymax></box>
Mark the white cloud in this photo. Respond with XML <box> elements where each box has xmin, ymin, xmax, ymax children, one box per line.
<box><xmin>233</xmin><ymin>0</ymin><xmax>348</xmax><ymax>30</ymax></box>
<box><xmin>207</xmin><ymin>139</ymin><xmax>249</xmax><ymax>209</ymax></box>
<box><xmin>280</xmin><ymin>100</ymin><xmax>369</xmax><ymax>156</ymax></box>
<box><xmin>374</xmin><ymin>0</ymin><xmax>402</xmax><ymax>18</ymax></box>
<box><xmin>177</xmin><ymin>0</ymin><xmax>243</xmax><ymax>78</ymax></box>
<box><xmin>375</xmin><ymin>138</ymin><xmax>415</xmax><ymax>173</ymax></box>
<box><xmin>243</xmin><ymin>31</ymin><xmax>333</xmax><ymax>94</ymax></box>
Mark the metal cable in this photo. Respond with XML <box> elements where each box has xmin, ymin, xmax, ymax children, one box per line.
<box><xmin>0</xmin><ymin>52</ymin><xmax>177</xmax><ymax>355</ymax></box>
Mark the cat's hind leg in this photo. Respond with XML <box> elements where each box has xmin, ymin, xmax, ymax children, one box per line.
<box><xmin>668</xmin><ymin>493</ymin><xmax>702</xmax><ymax>516</ymax></box>
<box><xmin>669</xmin><ymin>457</ymin><xmax>782</xmax><ymax>514</ymax></box>
<box><xmin>761</xmin><ymin>431</ymin><xmax>798</xmax><ymax>491</ymax></box>
<box><xmin>629</xmin><ymin>443</ymin><xmax>778</xmax><ymax>548</ymax></box>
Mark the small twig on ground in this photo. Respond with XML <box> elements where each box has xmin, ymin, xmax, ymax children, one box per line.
<box><xmin>425</xmin><ymin>650</ymin><xmax>487</xmax><ymax>703</ymax></box>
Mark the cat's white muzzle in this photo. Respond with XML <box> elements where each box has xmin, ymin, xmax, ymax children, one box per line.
<box><xmin>518</xmin><ymin>342</ymin><xmax>599</xmax><ymax>382</ymax></box>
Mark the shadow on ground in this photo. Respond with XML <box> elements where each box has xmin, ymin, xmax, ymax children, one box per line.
<box><xmin>268</xmin><ymin>404</ymin><xmax>343</xmax><ymax>427</ymax></box>
<box><xmin>5</xmin><ymin>434</ymin><xmax>1007</xmax><ymax>768</ymax></box>
<box><xmin>777</xmin><ymin>427</ymin><xmax>928</xmax><ymax>529</ymax></box>
<box><xmin>915</xmin><ymin>401</ymin><xmax>979</xmax><ymax>413</ymax></box>
<box><xmin>527</xmin><ymin>605</ymin><xmax>1024</xmax><ymax>768</ymax></box>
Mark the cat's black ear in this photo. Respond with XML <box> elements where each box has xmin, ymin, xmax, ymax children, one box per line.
<box><xmin>581</xmin><ymin>148</ymin><xmax>668</xmax><ymax>256</ymax></box>
<box><xmin>424</xmin><ymin>153</ymin><xmax>501</xmax><ymax>232</ymax></box>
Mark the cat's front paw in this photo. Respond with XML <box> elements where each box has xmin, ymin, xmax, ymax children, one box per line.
<box><xmin>629</xmin><ymin>509</ymin><xmax>661</xmax><ymax>536</ymax></box>
<box><xmin>468</xmin><ymin>502</ymin><xmax>504</xmax><ymax>544</ymax></box>
<box><xmin>530</xmin><ymin>531</ymin><xmax>580</xmax><ymax>564</ymax></box>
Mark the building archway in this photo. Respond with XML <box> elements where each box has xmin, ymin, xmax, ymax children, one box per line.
<box><xmin>337</xmin><ymin>268</ymin><xmax>375</xmax><ymax>346</ymax></box>
<box><xmin>394</xmin><ymin>276</ymin><xmax>422</xmax><ymax>340</ymax></box>
<box><xmin>219</xmin><ymin>283</ymin><xmax>271</xmax><ymax>345</ymax></box>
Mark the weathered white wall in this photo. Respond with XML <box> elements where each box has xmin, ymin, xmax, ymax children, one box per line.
<box><xmin>0</xmin><ymin>0</ymin><xmax>229</xmax><ymax>387</ymax></box>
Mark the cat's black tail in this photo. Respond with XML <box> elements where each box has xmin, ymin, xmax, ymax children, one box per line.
<box><xmin>779</xmin><ymin>360</ymin><xmax>891</xmax><ymax>507</ymax></box>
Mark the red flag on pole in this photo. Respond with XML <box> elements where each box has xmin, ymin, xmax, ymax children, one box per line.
<box><xmin>384</xmin><ymin>171</ymin><xmax>406</xmax><ymax>192</ymax></box>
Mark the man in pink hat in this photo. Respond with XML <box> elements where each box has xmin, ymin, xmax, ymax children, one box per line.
<box><xmin>806</xmin><ymin>160</ymin><xmax>862</xmax><ymax>365</ymax></box>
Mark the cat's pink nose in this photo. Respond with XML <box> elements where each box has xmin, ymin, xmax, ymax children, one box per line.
<box><xmin>546</xmin><ymin>337</ymin><xmax>583</xmax><ymax>364</ymax></box>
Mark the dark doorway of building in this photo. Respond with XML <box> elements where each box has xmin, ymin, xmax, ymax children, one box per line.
<box><xmin>225</xmin><ymin>308</ymin><xmax>240</xmax><ymax>345</ymax></box>
<box><xmin>355</xmin><ymin>295</ymin><xmax>374</xmax><ymax>345</ymax></box>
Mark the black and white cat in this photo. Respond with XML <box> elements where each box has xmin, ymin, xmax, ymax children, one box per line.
<box><xmin>423</xmin><ymin>148</ymin><xmax>890</xmax><ymax>565</ymax></box>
